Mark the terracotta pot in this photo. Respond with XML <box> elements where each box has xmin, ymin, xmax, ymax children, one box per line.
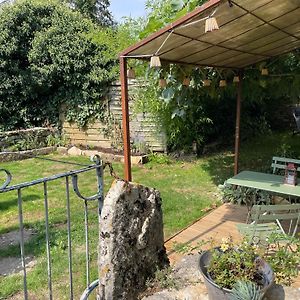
<box><xmin>198</xmin><ymin>249</ymin><xmax>274</xmax><ymax>300</ymax></box>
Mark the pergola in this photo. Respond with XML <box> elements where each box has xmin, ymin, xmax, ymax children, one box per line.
<box><xmin>119</xmin><ymin>0</ymin><xmax>300</xmax><ymax>181</ymax></box>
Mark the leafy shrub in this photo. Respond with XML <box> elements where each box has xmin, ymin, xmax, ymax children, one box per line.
<box><xmin>220</xmin><ymin>183</ymin><xmax>272</xmax><ymax>215</ymax></box>
<box><xmin>266</xmin><ymin>234</ymin><xmax>300</xmax><ymax>286</ymax></box>
<box><xmin>147</xmin><ymin>152</ymin><xmax>171</xmax><ymax>164</ymax></box>
<box><xmin>46</xmin><ymin>132</ymin><xmax>69</xmax><ymax>147</ymax></box>
<box><xmin>0</xmin><ymin>0</ymin><xmax>116</xmax><ymax>130</ymax></box>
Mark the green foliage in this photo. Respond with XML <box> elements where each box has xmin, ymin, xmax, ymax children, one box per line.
<box><xmin>147</xmin><ymin>152</ymin><xmax>172</xmax><ymax>164</ymax></box>
<box><xmin>46</xmin><ymin>132</ymin><xmax>69</xmax><ymax>147</ymax></box>
<box><xmin>146</xmin><ymin>267</ymin><xmax>177</xmax><ymax>290</ymax></box>
<box><xmin>172</xmin><ymin>240</ymin><xmax>209</xmax><ymax>254</ymax></box>
<box><xmin>67</xmin><ymin>0</ymin><xmax>114</xmax><ymax>26</ymax></box>
<box><xmin>221</xmin><ymin>184</ymin><xmax>272</xmax><ymax>209</ymax></box>
<box><xmin>8</xmin><ymin>132</ymin><xmax>45</xmax><ymax>151</ymax></box>
<box><xmin>3</xmin><ymin>130</ymin><xmax>68</xmax><ymax>151</ymax></box>
<box><xmin>230</xmin><ymin>281</ymin><xmax>262</xmax><ymax>300</ymax></box>
<box><xmin>0</xmin><ymin>0</ymin><xmax>116</xmax><ymax>130</ymax></box>
<box><xmin>275</xmin><ymin>143</ymin><xmax>296</xmax><ymax>158</ymax></box>
<box><xmin>134</xmin><ymin>66</ymin><xmax>215</xmax><ymax>151</ymax></box>
<box><xmin>265</xmin><ymin>233</ymin><xmax>300</xmax><ymax>286</ymax></box>
<box><xmin>141</xmin><ymin>0</ymin><xmax>206</xmax><ymax>38</ymax></box>
<box><xmin>206</xmin><ymin>234</ymin><xmax>300</xmax><ymax>291</ymax></box>
<box><xmin>208</xmin><ymin>238</ymin><xmax>260</xmax><ymax>290</ymax></box>
<box><xmin>125</xmin><ymin>0</ymin><xmax>300</xmax><ymax>152</ymax></box>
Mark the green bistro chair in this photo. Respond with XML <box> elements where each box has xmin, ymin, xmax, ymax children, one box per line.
<box><xmin>236</xmin><ymin>204</ymin><xmax>300</xmax><ymax>245</ymax></box>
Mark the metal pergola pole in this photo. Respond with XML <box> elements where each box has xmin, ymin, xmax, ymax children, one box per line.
<box><xmin>234</xmin><ymin>69</ymin><xmax>243</xmax><ymax>175</ymax></box>
<box><xmin>119</xmin><ymin>57</ymin><xmax>132</xmax><ymax>181</ymax></box>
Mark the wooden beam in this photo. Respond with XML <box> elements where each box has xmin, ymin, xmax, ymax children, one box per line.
<box><xmin>234</xmin><ymin>70</ymin><xmax>243</xmax><ymax>175</ymax></box>
<box><xmin>120</xmin><ymin>57</ymin><xmax>132</xmax><ymax>181</ymax></box>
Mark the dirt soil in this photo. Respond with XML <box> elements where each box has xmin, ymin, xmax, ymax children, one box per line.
<box><xmin>0</xmin><ymin>229</ymin><xmax>36</xmax><ymax>276</ymax></box>
<box><xmin>0</xmin><ymin>229</ymin><xmax>35</xmax><ymax>249</ymax></box>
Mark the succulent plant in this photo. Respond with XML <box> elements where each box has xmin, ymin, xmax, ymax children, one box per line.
<box><xmin>230</xmin><ymin>280</ymin><xmax>262</xmax><ymax>300</ymax></box>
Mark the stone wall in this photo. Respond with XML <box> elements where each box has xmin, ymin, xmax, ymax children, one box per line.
<box><xmin>0</xmin><ymin>127</ymin><xmax>53</xmax><ymax>151</ymax></box>
<box><xmin>0</xmin><ymin>147</ymin><xmax>56</xmax><ymax>162</ymax></box>
<box><xmin>98</xmin><ymin>180</ymin><xmax>169</xmax><ymax>300</ymax></box>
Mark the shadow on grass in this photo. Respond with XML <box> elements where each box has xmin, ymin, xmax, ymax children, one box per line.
<box><xmin>201</xmin><ymin>132</ymin><xmax>300</xmax><ymax>186</ymax></box>
<box><xmin>0</xmin><ymin>194</ymin><xmax>40</xmax><ymax>211</ymax></box>
<box><xmin>201</xmin><ymin>152</ymin><xmax>235</xmax><ymax>186</ymax></box>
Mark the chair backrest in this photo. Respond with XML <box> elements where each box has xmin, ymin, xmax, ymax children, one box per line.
<box><xmin>271</xmin><ymin>156</ymin><xmax>300</xmax><ymax>174</ymax></box>
<box><xmin>250</xmin><ymin>204</ymin><xmax>300</xmax><ymax>237</ymax></box>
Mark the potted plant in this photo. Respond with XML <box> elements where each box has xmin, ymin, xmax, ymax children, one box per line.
<box><xmin>199</xmin><ymin>237</ymin><xmax>274</xmax><ymax>300</ymax></box>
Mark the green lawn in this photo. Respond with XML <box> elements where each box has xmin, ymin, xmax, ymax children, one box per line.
<box><xmin>0</xmin><ymin>154</ymin><xmax>218</xmax><ymax>299</ymax></box>
<box><xmin>0</xmin><ymin>130</ymin><xmax>300</xmax><ymax>298</ymax></box>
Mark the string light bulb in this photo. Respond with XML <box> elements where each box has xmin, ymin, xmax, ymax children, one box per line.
<box><xmin>233</xmin><ymin>76</ymin><xmax>240</xmax><ymax>83</ymax></box>
<box><xmin>159</xmin><ymin>78</ymin><xmax>167</xmax><ymax>88</ymax></box>
<box><xmin>219</xmin><ymin>80</ymin><xmax>227</xmax><ymax>87</ymax></box>
<box><xmin>127</xmin><ymin>67</ymin><xmax>135</xmax><ymax>79</ymax></box>
<box><xmin>183</xmin><ymin>76</ymin><xmax>190</xmax><ymax>87</ymax></box>
<box><xmin>150</xmin><ymin>55</ymin><xmax>161</xmax><ymax>68</ymax></box>
<box><xmin>261</xmin><ymin>68</ymin><xmax>268</xmax><ymax>76</ymax></box>
<box><xmin>205</xmin><ymin>17</ymin><xmax>219</xmax><ymax>33</ymax></box>
<box><xmin>203</xmin><ymin>79</ymin><xmax>211</xmax><ymax>87</ymax></box>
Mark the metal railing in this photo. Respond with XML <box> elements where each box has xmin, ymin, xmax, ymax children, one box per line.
<box><xmin>0</xmin><ymin>155</ymin><xmax>104</xmax><ymax>300</ymax></box>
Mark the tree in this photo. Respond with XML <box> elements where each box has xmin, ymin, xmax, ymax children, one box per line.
<box><xmin>0</xmin><ymin>0</ymin><xmax>117</xmax><ymax>130</ymax></box>
<box><xmin>68</xmin><ymin>0</ymin><xmax>114</xmax><ymax>26</ymax></box>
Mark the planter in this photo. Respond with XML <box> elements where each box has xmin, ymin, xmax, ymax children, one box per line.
<box><xmin>198</xmin><ymin>249</ymin><xmax>274</xmax><ymax>300</ymax></box>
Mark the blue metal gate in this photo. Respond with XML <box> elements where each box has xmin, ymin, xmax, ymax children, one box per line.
<box><xmin>0</xmin><ymin>155</ymin><xmax>104</xmax><ymax>300</ymax></box>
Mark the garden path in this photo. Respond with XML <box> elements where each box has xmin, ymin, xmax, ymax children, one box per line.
<box><xmin>165</xmin><ymin>203</ymin><xmax>248</xmax><ymax>263</ymax></box>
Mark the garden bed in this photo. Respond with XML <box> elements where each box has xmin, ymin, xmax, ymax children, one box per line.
<box><xmin>66</xmin><ymin>145</ymin><xmax>148</xmax><ymax>165</ymax></box>
<box><xmin>0</xmin><ymin>147</ymin><xmax>56</xmax><ymax>162</ymax></box>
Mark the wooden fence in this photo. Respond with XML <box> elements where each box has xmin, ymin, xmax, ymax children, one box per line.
<box><xmin>62</xmin><ymin>81</ymin><xmax>167</xmax><ymax>152</ymax></box>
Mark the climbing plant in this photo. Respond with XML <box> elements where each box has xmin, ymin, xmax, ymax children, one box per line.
<box><xmin>130</xmin><ymin>1</ymin><xmax>300</xmax><ymax>151</ymax></box>
<box><xmin>0</xmin><ymin>0</ymin><xmax>117</xmax><ymax>130</ymax></box>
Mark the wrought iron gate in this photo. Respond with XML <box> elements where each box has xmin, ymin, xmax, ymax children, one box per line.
<box><xmin>0</xmin><ymin>155</ymin><xmax>104</xmax><ymax>300</ymax></box>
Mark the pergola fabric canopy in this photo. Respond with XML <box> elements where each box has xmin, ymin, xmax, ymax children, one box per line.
<box><xmin>119</xmin><ymin>0</ymin><xmax>300</xmax><ymax>181</ymax></box>
<box><xmin>121</xmin><ymin>0</ymin><xmax>300</xmax><ymax>69</ymax></box>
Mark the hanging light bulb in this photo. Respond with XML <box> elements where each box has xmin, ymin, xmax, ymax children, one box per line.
<box><xmin>261</xmin><ymin>68</ymin><xmax>268</xmax><ymax>76</ymax></box>
<box><xmin>233</xmin><ymin>76</ymin><xmax>240</xmax><ymax>83</ymax></box>
<box><xmin>159</xmin><ymin>78</ymin><xmax>167</xmax><ymax>88</ymax></box>
<box><xmin>205</xmin><ymin>16</ymin><xmax>219</xmax><ymax>33</ymax></box>
<box><xmin>183</xmin><ymin>76</ymin><xmax>190</xmax><ymax>87</ymax></box>
<box><xmin>219</xmin><ymin>80</ymin><xmax>227</xmax><ymax>87</ymax></box>
<box><xmin>203</xmin><ymin>79</ymin><xmax>211</xmax><ymax>87</ymax></box>
<box><xmin>127</xmin><ymin>67</ymin><xmax>136</xmax><ymax>79</ymax></box>
<box><xmin>150</xmin><ymin>55</ymin><xmax>161</xmax><ymax>68</ymax></box>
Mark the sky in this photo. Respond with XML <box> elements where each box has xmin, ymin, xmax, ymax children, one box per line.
<box><xmin>110</xmin><ymin>0</ymin><xmax>147</xmax><ymax>22</ymax></box>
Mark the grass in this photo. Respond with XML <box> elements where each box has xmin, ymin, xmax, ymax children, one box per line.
<box><xmin>1</xmin><ymin>130</ymin><xmax>300</xmax><ymax>298</ymax></box>
<box><xmin>0</xmin><ymin>154</ymin><xmax>217</xmax><ymax>299</ymax></box>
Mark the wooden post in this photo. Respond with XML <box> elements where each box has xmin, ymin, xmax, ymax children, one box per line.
<box><xmin>119</xmin><ymin>57</ymin><xmax>132</xmax><ymax>181</ymax></box>
<box><xmin>234</xmin><ymin>70</ymin><xmax>243</xmax><ymax>175</ymax></box>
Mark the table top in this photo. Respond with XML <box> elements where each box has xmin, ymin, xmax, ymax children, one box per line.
<box><xmin>226</xmin><ymin>171</ymin><xmax>300</xmax><ymax>197</ymax></box>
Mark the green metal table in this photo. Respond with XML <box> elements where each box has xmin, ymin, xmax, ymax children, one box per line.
<box><xmin>227</xmin><ymin>171</ymin><xmax>300</xmax><ymax>198</ymax></box>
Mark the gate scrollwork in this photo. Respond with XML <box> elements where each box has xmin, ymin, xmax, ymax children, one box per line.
<box><xmin>0</xmin><ymin>169</ymin><xmax>12</xmax><ymax>190</ymax></box>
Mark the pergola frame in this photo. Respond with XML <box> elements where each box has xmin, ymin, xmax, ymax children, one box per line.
<box><xmin>119</xmin><ymin>0</ymin><xmax>300</xmax><ymax>181</ymax></box>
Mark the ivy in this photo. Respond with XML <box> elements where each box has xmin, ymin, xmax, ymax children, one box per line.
<box><xmin>0</xmin><ymin>0</ymin><xmax>117</xmax><ymax>130</ymax></box>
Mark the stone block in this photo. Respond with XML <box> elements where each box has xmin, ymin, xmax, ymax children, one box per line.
<box><xmin>98</xmin><ymin>180</ymin><xmax>169</xmax><ymax>300</ymax></box>
<box><xmin>67</xmin><ymin>146</ymin><xmax>82</xmax><ymax>156</ymax></box>
<box><xmin>57</xmin><ymin>146</ymin><xmax>68</xmax><ymax>155</ymax></box>
<box><xmin>81</xmin><ymin>150</ymin><xmax>99</xmax><ymax>157</ymax></box>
